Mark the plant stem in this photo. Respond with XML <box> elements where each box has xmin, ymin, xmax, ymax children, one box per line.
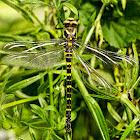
<box><xmin>49</xmin><ymin>71</ymin><xmax>54</xmax><ymax>125</ymax></box>
<box><xmin>80</xmin><ymin>3</ymin><xmax>106</xmax><ymax>55</ymax></box>
<box><xmin>129</xmin><ymin>76</ymin><xmax>140</xmax><ymax>92</ymax></box>
<box><xmin>84</xmin><ymin>3</ymin><xmax>106</xmax><ymax>45</ymax></box>
<box><xmin>120</xmin><ymin>94</ymin><xmax>140</xmax><ymax>117</ymax></box>
<box><xmin>30</xmin><ymin>11</ymin><xmax>44</xmax><ymax>28</ymax></box>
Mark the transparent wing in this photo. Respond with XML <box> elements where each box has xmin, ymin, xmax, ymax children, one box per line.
<box><xmin>2</xmin><ymin>40</ymin><xmax>66</xmax><ymax>69</ymax></box>
<box><xmin>75</xmin><ymin>41</ymin><xmax>137</xmax><ymax>67</ymax></box>
<box><xmin>3</xmin><ymin>39</ymin><xmax>65</xmax><ymax>52</ymax></box>
<box><xmin>73</xmin><ymin>47</ymin><xmax>112</xmax><ymax>94</ymax></box>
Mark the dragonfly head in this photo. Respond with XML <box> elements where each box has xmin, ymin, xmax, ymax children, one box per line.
<box><xmin>63</xmin><ymin>17</ymin><xmax>78</xmax><ymax>28</ymax></box>
<box><xmin>63</xmin><ymin>17</ymin><xmax>78</xmax><ymax>40</ymax></box>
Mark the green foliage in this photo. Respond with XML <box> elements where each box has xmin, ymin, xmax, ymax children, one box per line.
<box><xmin>102</xmin><ymin>1</ymin><xmax>140</xmax><ymax>48</ymax></box>
<box><xmin>0</xmin><ymin>0</ymin><xmax>139</xmax><ymax>140</ymax></box>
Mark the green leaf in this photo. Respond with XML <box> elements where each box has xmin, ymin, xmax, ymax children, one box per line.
<box><xmin>44</xmin><ymin>105</ymin><xmax>60</xmax><ymax>117</ymax></box>
<box><xmin>71</xmin><ymin>111</ymin><xmax>77</xmax><ymax>122</ymax></box>
<box><xmin>30</xmin><ymin>104</ymin><xmax>44</xmax><ymax>118</ymax></box>
<box><xmin>14</xmin><ymin>90</ymin><xmax>33</xmax><ymax>98</ymax></box>
<box><xmin>107</xmin><ymin>103</ymin><xmax>122</xmax><ymax>122</ymax></box>
<box><xmin>82</xmin><ymin>11</ymin><xmax>96</xmax><ymax>41</ymax></box>
<box><xmin>42</xmin><ymin>130</ymin><xmax>51</xmax><ymax>140</ymax></box>
<box><xmin>86</xmin><ymin>96</ymin><xmax>110</xmax><ymax>140</ymax></box>
<box><xmin>0</xmin><ymin>33</ymin><xmax>26</xmax><ymax>42</ymax></box>
<box><xmin>21</xmin><ymin>0</ymin><xmax>50</xmax><ymax>5</ymax></box>
<box><xmin>102</xmin><ymin>0</ymin><xmax>140</xmax><ymax>48</ymax></box>
<box><xmin>38</xmin><ymin>94</ymin><xmax>48</xmax><ymax>108</ymax></box>
<box><xmin>0</xmin><ymin>70</ymin><xmax>14</xmax><ymax>95</ymax></box>
<box><xmin>120</xmin><ymin>117</ymin><xmax>140</xmax><ymax>140</ymax></box>
<box><xmin>2</xmin><ymin>94</ymin><xmax>15</xmax><ymax>105</ymax></box>
<box><xmin>51</xmin><ymin>133</ymin><xmax>63</xmax><ymax>140</ymax></box>
<box><xmin>1</xmin><ymin>96</ymin><xmax>38</xmax><ymax>110</ymax></box>
<box><xmin>128</xmin><ymin>44</ymin><xmax>139</xmax><ymax>91</ymax></box>
<box><xmin>30</xmin><ymin>104</ymin><xmax>50</xmax><ymax>125</ymax></box>
<box><xmin>20</xmin><ymin>0</ymin><xmax>54</xmax><ymax>9</ymax></box>
<box><xmin>21</xmin><ymin>121</ymin><xmax>47</xmax><ymax>130</ymax></box>
<box><xmin>29</xmin><ymin>127</ymin><xmax>37</xmax><ymax>140</ymax></box>
<box><xmin>61</xmin><ymin>3</ymin><xmax>78</xmax><ymax>15</ymax></box>
<box><xmin>2</xmin><ymin>120</ymin><xmax>11</xmax><ymax>129</ymax></box>
<box><xmin>6</xmin><ymin>72</ymin><xmax>47</xmax><ymax>93</ymax></box>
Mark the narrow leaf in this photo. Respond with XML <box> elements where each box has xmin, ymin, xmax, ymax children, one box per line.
<box><xmin>2</xmin><ymin>94</ymin><xmax>15</xmax><ymax>105</ymax></box>
<box><xmin>82</xmin><ymin>11</ymin><xmax>96</xmax><ymax>41</ymax></box>
<box><xmin>87</xmin><ymin>96</ymin><xmax>110</xmax><ymax>140</ymax></box>
<box><xmin>38</xmin><ymin>94</ymin><xmax>48</xmax><ymax>108</ymax></box>
<box><xmin>120</xmin><ymin>117</ymin><xmax>140</xmax><ymax>140</ymax></box>
<box><xmin>29</xmin><ymin>127</ymin><xmax>37</xmax><ymax>140</ymax></box>
<box><xmin>0</xmin><ymin>70</ymin><xmax>14</xmax><ymax>94</ymax></box>
<box><xmin>42</xmin><ymin>131</ymin><xmax>51</xmax><ymax>140</ymax></box>
<box><xmin>107</xmin><ymin>103</ymin><xmax>122</xmax><ymax>122</ymax></box>
<box><xmin>6</xmin><ymin>72</ymin><xmax>47</xmax><ymax>93</ymax></box>
<box><xmin>128</xmin><ymin>43</ymin><xmax>139</xmax><ymax>91</ymax></box>
<box><xmin>51</xmin><ymin>133</ymin><xmax>63</xmax><ymax>140</ymax></box>
<box><xmin>44</xmin><ymin>105</ymin><xmax>60</xmax><ymax>117</ymax></box>
<box><xmin>30</xmin><ymin>104</ymin><xmax>50</xmax><ymax>125</ymax></box>
<box><xmin>1</xmin><ymin>96</ymin><xmax>38</xmax><ymax>110</ymax></box>
<box><xmin>21</xmin><ymin>0</ymin><xmax>54</xmax><ymax>8</ymax></box>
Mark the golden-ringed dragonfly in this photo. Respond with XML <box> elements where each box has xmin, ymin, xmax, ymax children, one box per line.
<box><xmin>1</xmin><ymin>17</ymin><xmax>137</xmax><ymax>132</ymax></box>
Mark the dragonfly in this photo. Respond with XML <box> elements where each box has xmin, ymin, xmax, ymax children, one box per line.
<box><xmin>1</xmin><ymin>17</ymin><xmax>137</xmax><ymax>132</ymax></box>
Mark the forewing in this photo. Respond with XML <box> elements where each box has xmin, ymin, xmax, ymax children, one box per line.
<box><xmin>3</xmin><ymin>39</ymin><xmax>65</xmax><ymax>52</ymax></box>
<box><xmin>2</xmin><ymin>40</ymin><xmax>65</xmax><ymax>69</ymax></box>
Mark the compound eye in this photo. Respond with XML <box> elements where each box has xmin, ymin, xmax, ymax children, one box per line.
<box><xmin>64</xmin><ymin>23</ymin><xmax>70</xmax><ymax>27</ymax></box>
<box><xmin>63</xmin><ymin>20</ymin><xmax>70</xmax><ymax>27</ymax></box>
<box><xmin>72</xmin><ymin>23</ymin><xmax>77</xmax><ymax>27</ymax></box>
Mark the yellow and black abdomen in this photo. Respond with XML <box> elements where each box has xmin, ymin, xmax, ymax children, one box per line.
<box><xmin>65</xmin><ymin>51</ymin><xmax>72</xmax><ymax>132</ymax></box>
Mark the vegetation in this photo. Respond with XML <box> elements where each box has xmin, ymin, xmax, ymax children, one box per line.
<box><xmin>0</xmin><ymin>0</ymin><xmax>139</xmax><ymax>140</ymax></box>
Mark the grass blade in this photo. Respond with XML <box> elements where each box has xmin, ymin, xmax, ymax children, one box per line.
<box><xmin>29</xmin><ymin>127</ymin><xmax>37</xmax><ymax>140</ymax></box>
<box><xmin>6</xmin><ymin>71</ymin><xmax>47</xmax><ymax>93</ymax></box>
<box><xmin>120</xmin><ymin>117</ymin><xmax>140</xmax><ymax>140</ymax></box>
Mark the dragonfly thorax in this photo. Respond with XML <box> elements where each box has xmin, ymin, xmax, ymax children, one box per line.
<box><xmin>63</xmin><ymin>18</ymin><xmax>77</xmax><ymax>43</ymax></box>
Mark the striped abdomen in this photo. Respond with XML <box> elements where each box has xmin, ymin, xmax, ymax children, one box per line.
<box><xmin>65</xmin><ymin>51</ymin><xmax>72</xmax><ymax>132</ymax></box>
